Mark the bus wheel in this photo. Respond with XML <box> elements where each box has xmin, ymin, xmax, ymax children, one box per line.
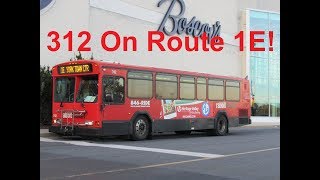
<box><xmin>208</xmin><ymin>116</ymin><xmax>228</xmax><ymax>136</ymax></box>
<box><xmin>131</xmin><ymin>116</ymin><xmax>150</xmax><ymax>140</ymax></box>
<box><xmin>175</xmin><ymin>131</ymin><xmax>192</xmax><ymax>135</ymax></box>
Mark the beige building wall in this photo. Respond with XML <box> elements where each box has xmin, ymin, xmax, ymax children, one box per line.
<box><xmin>40</xmin><ymin>0</ymin><xmax>279</xmax><ymax>77</ymax></box>
<box><xmin>236</xmin><ymin>0</ymin><xmax>280</xmax><ymax>12</ymax></box>
<box><xmin>40</xmin><ymin>0</ymin><xmax>91</xmax><ymax>66</ymax></box>
<box><xmin>88</xmin><ymin>9</ymin><xmax>240</xmax><ymax>77</ymax></box>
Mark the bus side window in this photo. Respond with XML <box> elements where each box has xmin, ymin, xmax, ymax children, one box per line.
<box><xmin>156</xmin><ymin>74</ymin><xmax>178</xmax><ymax>99</ymax></box>
<box><xmin>226</xmin><ymin>81</ymin><xmax>240</xmax><ymax>101</ymax></box>
<box><xmin>103</xmin><ymin>77</ymin><xmax>125</xmax><ymax>104</ymax></box>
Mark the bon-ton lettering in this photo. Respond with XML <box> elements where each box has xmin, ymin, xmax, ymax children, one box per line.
<box><xmin>157</xmin><ymin>0</ymin><xmax>221</xmax><ymax>44</ymax></box>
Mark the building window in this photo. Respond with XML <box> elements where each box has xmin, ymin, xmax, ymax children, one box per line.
<box><xmin>156</xmin><ymin>74</ymin><xmax>177</xmax><ymax>99</ymax></box>
<box><xmin>197</xmin><ymin>78</ymin><xmax>207</xmax><ymax>100</ymax></box>
<box><xmin>128</xmin><ymin>71</ymin><xmax>153</xmax><ymax>98</ymax></box>
<box><xmin>208</xmin><ymin>79</ymin><xmax>224</xmax><ymax>100</ymax></box>
<box><xmin>180</xmin><ymin>76</ymin><xmax>195</xmax><ymax>100</ymax></box>
<box><xmin>226</xmin><ymin>81</ymin><xmax>240</xmax><ymax>101</ymax></box>
<box><xmin>248</xmin><ymin>10</ymin><xmax>280</xmax><ymax>117</ymax></box>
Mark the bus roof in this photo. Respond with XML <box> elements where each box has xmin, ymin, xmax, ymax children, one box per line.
<box><xmin>53</xmin><ymin>60</ymin><xmax>245</xmax><ymax>81</ymax></box>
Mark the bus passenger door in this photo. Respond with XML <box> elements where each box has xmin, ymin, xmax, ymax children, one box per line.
<box><xmin>101</xmin><ymin>74</ymin><xmax>127</xmax><ymax>121</ymax></box>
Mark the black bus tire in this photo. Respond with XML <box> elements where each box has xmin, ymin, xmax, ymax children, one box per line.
<box><xmin>208</xmin><ymin>115</ymin><xmax>228</xmax><ymax>136</ymax></box>
<box><xmin>131</xmin><ymin>115</ymin><xmax>150</xmax><ymax>141</ymax></box>
<box><xmin>175</xmin><ymin>131</ymin><xmax>192</xmax><ymax>135</ymax></box>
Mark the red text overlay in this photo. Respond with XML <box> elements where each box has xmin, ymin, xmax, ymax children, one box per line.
<box><xmin>47</xmin><ymin>30</ymin><xmax>274</xmax><ymax>52</ymax></box>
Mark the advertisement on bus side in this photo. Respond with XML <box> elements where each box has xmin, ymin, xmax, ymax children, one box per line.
<box><xmin>160</xmin><ymin>100</ymin><xmax>221</xmax><ymax>119</ymax></box>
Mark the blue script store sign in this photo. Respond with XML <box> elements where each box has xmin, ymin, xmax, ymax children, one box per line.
<box><xmin>157</xmin><ymin>0</ymin><xmax>221</xmax><ymax>44</ymax></box>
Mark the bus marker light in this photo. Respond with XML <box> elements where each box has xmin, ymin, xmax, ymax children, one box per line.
<box><xmin>85</xmin><ymin>121</ymin><xmax>93</xmax><ymax>126</ymax></box>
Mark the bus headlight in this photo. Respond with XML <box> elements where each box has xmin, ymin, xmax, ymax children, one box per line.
<box><xmin>54</xmin><ymin>119</ymin><xmax>61</xmax><ymax>124</ymax></box>
<box><xmin>85</xmin><ymin>121</ymin><xmax>93</xmax><ymax>126</ymax></box>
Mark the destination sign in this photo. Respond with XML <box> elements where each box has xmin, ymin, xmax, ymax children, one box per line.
<box><xmin>58</xmin><ymin>64</ymin><xmax>92</xmax><ymax>74</ymax></box>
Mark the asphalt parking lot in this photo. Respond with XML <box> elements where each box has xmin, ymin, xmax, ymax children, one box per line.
<box><xmin>40</xmin><ymin>126</ymin><xmax>280</xmax><ymax>180</ymax></box>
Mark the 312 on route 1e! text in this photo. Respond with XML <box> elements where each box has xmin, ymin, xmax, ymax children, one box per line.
<box><xmin>47</xmin><ymin>30</ymin><xmax>274</xmax><ymax>52</ymax></box>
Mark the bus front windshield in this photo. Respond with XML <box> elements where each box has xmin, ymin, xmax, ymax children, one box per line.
<box><xmin>54</xmin><ymin>77</ymin><xmax>75</xmax><ymax>102</ymax></box>
<box><xmin>76</xmin><ymin>76</ymin><xmax>98</xmax><ymax>103</ymax></box>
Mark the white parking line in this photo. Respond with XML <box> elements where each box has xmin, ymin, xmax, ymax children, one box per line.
<box><xmin>64</xmin><ymin>146</ymin><xmax>280</xmax><ymax>179</ymax></box>
<box><xmin>40</xmin><ymin>156</ymin><xmax>73</xmax><ymax>161</ymax></box>
<box><xmin>41</xmin><ymin>137</ymin><xmax>280</xmax><ymax>179</ymax></box>
<box><xmin>40</xmin><ymin>137</ymin><xmax>224</xmax><ymax>158</ymax></box>
<box><xmin>65</xmin><ymin>157</ymin><xmax>211</xmax><ymax>178</ymax></box>
<box><xmin>44</xmin><ymin>147</ymin><xmax>280</xmax><ymax>179</ymax></box>
<box><xmin>224</xmin><ymin>147</ymin><xmax>280</xmax><ymax>157</ymax></box>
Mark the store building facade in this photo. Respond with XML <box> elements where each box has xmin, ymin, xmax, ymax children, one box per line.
<box><xmin>40</xmin><ymin>0</ymin><xmax>280</xmax><ymax>117</ymax></box>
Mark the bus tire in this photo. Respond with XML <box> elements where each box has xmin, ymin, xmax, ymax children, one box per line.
<box><xmin>208</xmin><ymin>115</ymin><xmax>228</xmax><ymax>136</ymax></box>
<box><xmin>131</xmin><ymin>115</ymin><xmax>150</xmax><ymax>141</ymax></box>
<box><xmin>175</xmin><ymin>131</ymin><xmax>192</xmax><ymax>135</ymax></box>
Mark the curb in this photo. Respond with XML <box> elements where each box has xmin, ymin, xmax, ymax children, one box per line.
<box><xmin>246</xmin><ymin>122</ymin><xmax>280</xmax><ymax>127</ymax></box>
<box><xmin>40</xmin><ymin>129</ymin><xmax>49</xmax><ymax>134</ymax></box>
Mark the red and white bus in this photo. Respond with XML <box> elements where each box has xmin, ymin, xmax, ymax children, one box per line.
<box><xmin>49</xmin><ymin>60</ymin><xmax>251</xmax><ymax>140</ymax></box>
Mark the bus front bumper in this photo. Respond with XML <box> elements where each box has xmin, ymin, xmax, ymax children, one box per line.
<box><xmin>49</xmin><ymin>126</ymin><xmax>102</xmax><ymax>136</ymax></box>
<box><xmin>49</xmin><ymin>121</ymin><xmax>129</xmax><ymax>137</ymax></box>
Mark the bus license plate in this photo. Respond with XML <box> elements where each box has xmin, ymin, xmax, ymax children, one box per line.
<box><xmin>63</xmin><ymin>112</ymin><xmax>73</xmax><ymax>118</ymax></box>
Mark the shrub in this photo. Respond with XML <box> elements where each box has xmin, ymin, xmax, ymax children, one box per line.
<box><xmin>40</xmin><ymin>65</ymin><xmax>52</xmax><ymax>125</ymax></box>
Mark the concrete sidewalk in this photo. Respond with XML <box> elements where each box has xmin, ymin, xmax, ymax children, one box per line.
<box><xmin>248</xmin><ymin>116</ymin><xmax>280</xmax><ymax>127</ymax></box>
<box><xmin>40</xmin><ymin>129</ymin><xmax>49</xmax><ymax>134</ymax></box>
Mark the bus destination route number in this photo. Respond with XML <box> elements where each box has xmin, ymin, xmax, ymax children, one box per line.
<box><xmin>58</xmin><ymin>64</ymin><xmax>92</xmax><ymax>74</ymax></box>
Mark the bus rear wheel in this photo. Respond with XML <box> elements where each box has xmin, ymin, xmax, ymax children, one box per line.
<box><xmin>131</xmin><ymin>116</ymin><xmax>150</xmax><ymax>140</ymax></box>
<box><xmin>208</xmin><ymin>115</ymin><xmax>228</xmax><ymax>136</ymax></box>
